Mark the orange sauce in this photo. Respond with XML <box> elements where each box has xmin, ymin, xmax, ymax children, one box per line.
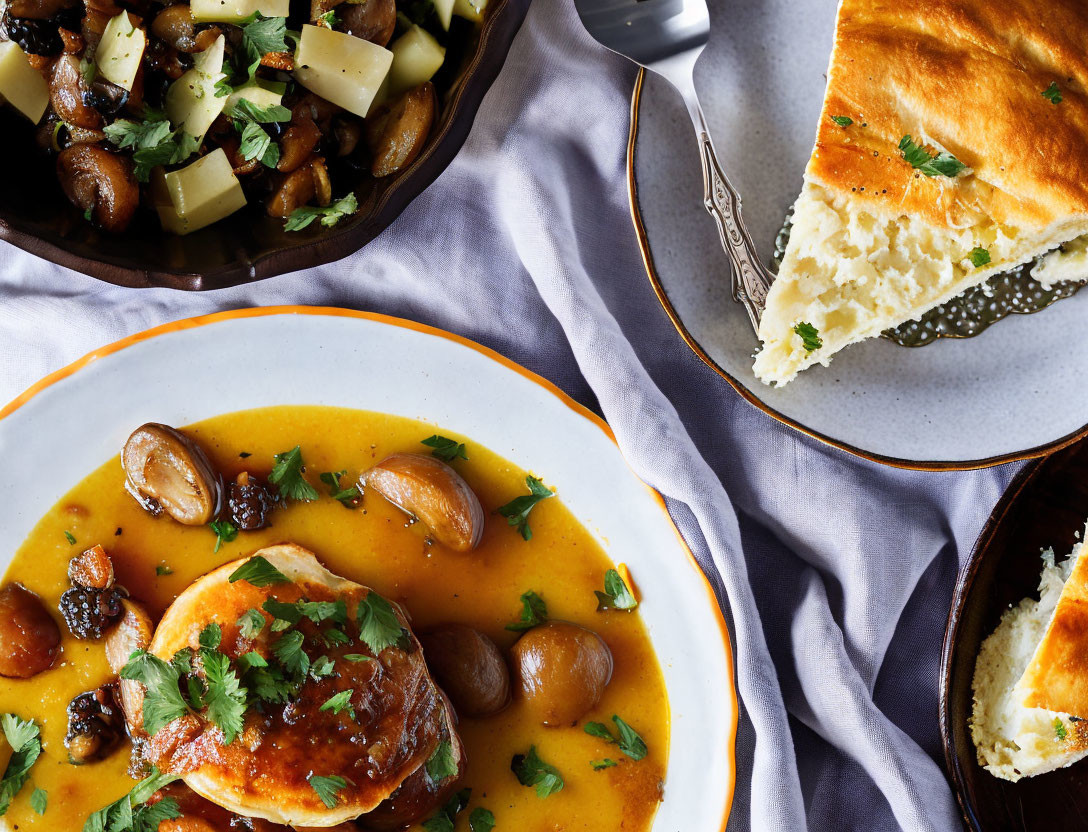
<box><xmin>0</xmin><ymin>406</ymin><xmax>668</xmax><ymax>831</ymax></box>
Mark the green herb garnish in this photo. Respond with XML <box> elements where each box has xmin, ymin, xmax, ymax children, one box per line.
<box><xmin>308</xmin><ymin>774</ymin><xmax>351</xmax><ymax>809</ymax></box>
<box><xmin>583</xmin><ymin>715</ymin><xmax>648</xmax><ymax>761</ymax></box>
<box><xmin>29</xmin><ymin>787</ymin><xmax>47</xmax><ymax>815</ymax></box>
<box><xmin>320</xmin><ymin>470</ymin><xmax>361</xmax><ymax>507</ymax></box>
<box><xmin>968</xmin><ymin>246</ymin><xmax>991</xmax><ymax>267</ymax></box>
<box><xmin>319</xmin><ymin>689</ymin><xmax>355</xmax><ymax>718</ymax></box>
<box><xmin>898</xmin><ymin>135</ymin><xmax>966</xmax><ymax>178</ymax></box>
<box><xmin>229</xmin><ymin>555</ymin><xmax>291</xmax><ymax>587</ymax></box>
<box><xmin>0</xmin><ymin>714</ymin><xmax>41</xmax><ymax>816</ymax></box>
<box><xmin>156</xmin><ymin>564</ymin><xmax>174</xmax><ymax>576</ymax></box>
<box><xmin>591</xmin><ymin>758</ymin><xmax>617</xmax><ymax>770</ymax></box>
<box><xmin>284</xmin><ymin>193</ymin><xmax>359</xmax><ymax>231</ymax></box>
<box><xmin>64</xmin><ymin>530</ymin><xmax>77</xmax><ymax>545</ymax></box>
<box><xmin>497</xmin><ymin>475</ymin><xmax>554</xmax><ymax>541</ymax></box>
<box><xmin>505</xmin><ymin>590</ymin><xmax>547</xmax><ymax>632</ymax></box>
<box><xmin>229</xmin><ymin>98</ymin><xmax>291</xmax><ymax>168</ymax></box>
<box><xmin>82</xmin><ymin>767</ymin><xmax>180</xmax><ymax>832</ymax></box>
<box><xmin>209</xmin><ymin>519</ymin><xmax>238</xmax><ymax>553</ymax></box>
<box><xmin>318</xmin><ymin>9</ymin><xmax>339</xmax><ymax>27</ymax></box>
<box><xmin>103</xmin><ymin>109</ymin><xmax>200</xmax><ymax>181</ymax></box>
<box><xmin>426</xmin><ymin>741</ymin><xmax>458</xmax><ymax>783</ymax></box>
<box><xmin>793</xmin><ymin>322</ymin><xmax>822</xmax><ymax>353</ymax></box>
<box><xmin>237</xmin><ymin>608</ymin><xmax>266</xmax><ymax>639</ymax></box>
<box><xmin>270</xmin><ymin>445</ymin><xmax>320</xmax><ymax>501</ymax></box>
<box><xmin>1056</xmin><ymin>717</ymin><xmax>1068</xmax><ymax>741</ymax></box>
<box><xmin>357</xmin><ymin>592</ymin><xmax>409</xmax><ymax>654</ymax></box>
<box><xmin>1042</xmin><ymin>81</ymin><xmax>1063</xmax><ymax>105</ymax></box>
<box><xmin>595</xmin><ymin>568</ymin><xmax>637</xmax><ymax>611</ymax></box>
<box><xmin>511</xmin><ymin>746</ymin><xmax>564</xmax><ymax>798</ymax></box>
<box><xmin>469</xmin><ymin>807</ymin><xmax>496</xmax><ymax>832</ymax></box>
<box><xmin>830</xmin><ymin>115</ymin><xmax>853</xmax><ymax>127</ymax></box>
<box><xmin>120</xmin><ymin>652</ymin><xmax>190</xmax><ymax>735</ymax></box>
<box><xmin>421</xmin><ymin>788</ymin><xmax>470</xmax><ymax>832</ymax></box>
<box><xmin>421</xmin><ymin>435</ymin><xmax>468</xmax><ymax>462</ymax></box>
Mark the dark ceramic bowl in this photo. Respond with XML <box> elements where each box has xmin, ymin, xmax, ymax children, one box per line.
<box><xmin>941</xmin><ymin>439</ymin><xmax>1088</xmax><ymax>830</ymax></box>
<box><xmin>0</xmin><ymin>0</ymin><xmax>528</xmax><ymax>290</ymax></box>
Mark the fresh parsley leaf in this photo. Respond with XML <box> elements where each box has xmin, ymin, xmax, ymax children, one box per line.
<box><xmin>237</xmin><ymin>608</ymin><xmax>266</xmax><ymax>639</ymax></box>
<box><xmin>584</xmin><ymin>716</ymin><xmax>647</xmax><ymax>761</ymax></box>
<box><xmin>229</xmin><ymin>555</ymin><xmax>291</xmax><ymax>587</ymax></box>
<box><xmin>64</xmin><ymin>530</ymin><xmax>77</xmax><ymax>545</ymax></box>
<box><xmin>0</xmin><ymin>714</ymin><xmax>41</xmax><ymax>817</ymax></box>
<box><xmin>172</xmin><ymin>647</ymin><xmax>195</xmax><ymax>675</ymax></box>
<box><xmin>79</xmin><ymin>55</ymin><xmax>96</xmax><ymax>84</ymax></box>
<box><xmin>612</xmin><ymin>715</ymin><xmax>648</xmax><ymax>760</ymax></box>
<box><xmin>238</xmin><ymin>120</ymin><xmax>279</xmax><ymax>167</ymax></box>
<box><xmin>830</xmin><ymin>115</ymin><xmax>853</xmax><ymax>127</ymax></box>
<box><xmin>320</xmin><ymin>9</ymin><xmax>339</xmax><ymax>26</ymax></box>
<box><xmin>497</xmin><ymin>476</ymin><xmax>554</xmax><ymax>541</ymax></box>
<box><xmin>120</xmin><ymin>651</ymin><xmax>190</xmax><ymax>735</ymax></box>
<box><xmin>505</xmin><ymin>590</ymin><xmax>547</xmax><ymax>632</ymax></box>
<box><xmin>83</xmin><ymin>768</ymin><xmax>181</xmax><ymax>832</ymax></box>
<box><xmin>898</xmin><ymin>135</ymin><xmax>965</xmax><ymax>178</ymax></box>
<box><xmin>357</xmin><ymin>592</ymin><xmax>409</xmax><ymax>654</ymax></box>
<box><xmin>511</xmin><ymin>746</ymin><xmax>564</xmax><ymax>798</ymax></box>
<box><xmin>298</xmin><ymin>599</ymin><xmax>349</xmax><ymax>626</ymax></box>
<box><xmin>235</xmin><ymin>651</ymin><xmax>268</xmax><ymax>673</ymax></box>
<box><xmin>29</xmin><ymin>786</ymin><xmax>46</xmax><ymax>815</ymax></box>
<box><xmin>270</xmin><ymin>446</ymin><xmax>320</xmax><ymax>501</ymax></box>
<box><xmin>156</xmin><ymin>564</ymin><xmax>174</xmax><ymax>576</ymax></box>
<box><xmin>214</xmin><ymin>76</ymin><xmax>234</xmax><ymax>97</ymax></box>
<box><xmin>199</xmin><ymin>622</ymin><xmax>223</xmax><ymax>650</ymax></box>
<box><xmin>200</xmin><ymin>649</ymin><xmax>247</xmax><ymax>744</ymax></box>
<box><xmin>423</xmin><ymin>789</ymin><xmax>471</xmax><ymax>832</ymax></box>
<box><xmin>469</xmin><ymin>807</ymin><xmax>496</xmax><ymax>832</ymax></box>
<box><xmin>103</xmin><ymin>111</ymin><xmax>199</xmax><ymax>182</ymax></box>
<box><xmin>273</xmin><ymin>629</ymin><xmax>310</xmax><ymax>678</ymax></box>
<box><xmin>309</xmin><ymin>655</ymin><xmax>336</xmax><ymax>679</ymax></box>
<box><xmin>591</xmin><ymin>758</ymin><xmax>617</xmax><ymax>770</ymax></box>
<box><xmin>422</xmin><ymin>815</ymin><xmax>455</xmax><ymax>832</ymax></box>
<box><xmin>230</xmin><ymin>97</ymin><xmax>291</xmax><ymax>124</ymax></box>
<box><xmin>309</xmin><ymin>774</ymin><xmax>350</xmax><ymax>809</ymax></box>
<box><xmin>320</xmin><ymin>628</ymin><xmax>351</xmax><ymax>647</ymax></box>
<box><xmin>209</xmin><ymin>520</ymin><xmax>238</xmax><ymax>553</ymax></box>
<box><xmin>1042</xmin><ymin>81</ymin><xmax>1063</xmax><ymax>105</ymax></box>
<box><xmin>1056</xmin><ymin>717</ymin><xmax>1068</xmax><ymax>741</ymax></box>
<box><xmin>426</xmin><ymin>741</ymin><xmax>458</xmax><ymax>783</ymax></box>
<box><xmin>283</xmin><ymin>193</ymin><xmax>359</xmax><ymax>231</ymax></box>
<box><xmin>320</xmin><ymin>471</ymin><xmax>361</xmax><ymax>508</ymax></box>
<box><xmin>793</xmin><ymin>322</ymin><xmax>822</xmax><ymax>353</ymax></box>
<box><xmin>968</xmin><ymin>246</ymin><xmax>991</xmax><ymax>268</ymax></box>
<box><xmin>421</xmin><ymin>435</ymin><xmax>468</xmax><ymax>462</ymax></box>
<box><xmin>343</xmin><ymin>653</ymin><xmax>373</xmax><ymax>662</ymax></box>
<box><xmin>320</xmin><ymin>689</ymin><xmax>355</xmax><ymax>718</ymax></box>
<box><xmin>242</xmin><ymin>14</ymin><xmax>289</xmax><ymax>57</ymax></box>
<box><xmin>242</xmin><ymin>662</ymin><xmax>295</xmax><ymax>705</ymax></box>
<box><xmin>263</xmin><ymin>598</ymin><xmax>303</xmax><ymax>628</ymax></box>
<box><xmin>595</xmin><ymin>568</ymin><xmax>638</xmax><ymax>611</ymax></box>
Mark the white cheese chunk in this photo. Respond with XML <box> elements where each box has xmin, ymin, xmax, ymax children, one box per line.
<box><xmin>96</xmin><ymin>11</ymin><xmax>147</xmax><ymax>91</ymax></box>
<box><xmin>152</xmin><ymin>148</ymin><xmax>247</xmax><ymax>235</ymax></box>
<box><xmin>165</xmin><ymin>34</ymin><xmax>228</xmax><ymax>140</ymax></box>
<box><xmin>388</xmin><ymin>24</ymin><xmax>445</xmax><ymax>96</ymax></box>
<box><xmin>293</xmin><ymin>24</ymin><xmax>392</xmax><ymax>118</ymax></box>
<box><xmin>0</xmin><ymin>41</ymin><xmax>49</xmax><ymax>123</ymax></box>
<box><xmin>190</xmin><ymin>0</ymin><xmax>289</xmax><ymax>23</ymax></box>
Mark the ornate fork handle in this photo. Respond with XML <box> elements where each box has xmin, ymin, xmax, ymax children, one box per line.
<box><xmin>696</xmin><ymin>130</ymin><xmax>776</xmax><ymax>332</ymax></box>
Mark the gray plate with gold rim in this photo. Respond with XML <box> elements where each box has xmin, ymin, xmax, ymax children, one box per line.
<box><xmin>628</xmin><ymin>0</ymin><xmax>1088</xmax><ymax>470</ymax></box>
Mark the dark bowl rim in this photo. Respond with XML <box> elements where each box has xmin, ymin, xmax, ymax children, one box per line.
<box><xmin>0</xmin><ymin>0</ymin><xmax>528</xmax><ymax>291</ymax></box>
<box><xmin>938</xmin><ymin>453</ymin><xmax>1048</xmax><ymax>830</ymax></box>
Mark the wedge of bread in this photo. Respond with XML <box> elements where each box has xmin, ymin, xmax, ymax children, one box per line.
<box><xmin>971</xmin><ymin>536</ymin><xmax>1088</xmax><ymax>781</ymax></box>
<box><xmin>754</xmin><ymin>0</ymin><xmax>1088</xmax><ymax>385</ymax></box>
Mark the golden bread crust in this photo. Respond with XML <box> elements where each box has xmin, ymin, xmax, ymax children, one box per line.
<box><xmin>811</xmin><ymin>0</ymin><xmax>1088</xmax><ymax>230</ymax></box>
<box><xmin>1021</xmin><ymin>550</ymin><xmax>1088</xmax><ymax>718</ymax></box>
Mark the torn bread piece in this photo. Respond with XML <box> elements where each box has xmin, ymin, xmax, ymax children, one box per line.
<box><xmin>971</xmin><ymin>533</ymin><xmax>1088</xmax><ymax>781</ymax></box>
<box><xmin>754</xmin><ymin>0</ymin><xmax>1088</xmax><ymax>385</ymax></box>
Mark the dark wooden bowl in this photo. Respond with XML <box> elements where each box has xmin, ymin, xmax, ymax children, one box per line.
<box><xmin>0</xmin><ymin>0</ymin><xmax>528</xmax><ymax>290</ymax></box>
<box><xmin>941</xmin><ymin>439</ymin><xmax>1088</xmax><ymax>830</ymax></box>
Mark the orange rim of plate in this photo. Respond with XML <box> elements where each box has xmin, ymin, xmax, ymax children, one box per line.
<box><xmin>0</xmin><ymin>304</ymin><xmax>737</xmax><ymax>831</ymax></box>
<box><xmin>626</xmin><ymin>68</ymin><xmax>1088</xmax><ymax>472</ymax></box>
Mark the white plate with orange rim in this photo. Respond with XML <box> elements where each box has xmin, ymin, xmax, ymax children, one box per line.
<box><xmin>0</xmin><ymin>306</ymin><xmax>736</xmax><ymax>831</ymax></box>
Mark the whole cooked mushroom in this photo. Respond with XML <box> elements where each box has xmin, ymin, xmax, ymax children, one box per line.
<box><xmin>121</xmin><ymin>423</ymin><xmax>222</xmax><ymax>525</ymax></box>
<box><xmin>56</xmin><ymin>145</ymin><xmax>139</xmax><ymax>233</ymax></box>
<box><xmin>360</xmin><ymin>453</ymin><xmax>484</xmax><ymax>552</ymax></box>
<box><xmin>420</xmin><ymin>624</ymin><xmax>510</xmax><ymax>717</ymax></box>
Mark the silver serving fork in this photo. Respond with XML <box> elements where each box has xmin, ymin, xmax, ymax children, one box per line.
<box><xmin>574</xmin><ymin>0</ymin><xmax>775</xmax><ymax>332</ymax></box>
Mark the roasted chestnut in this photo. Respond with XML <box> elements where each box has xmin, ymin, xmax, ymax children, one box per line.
<box><xmin>510</xmin><ymin>621</ymin><xmax>613</xmax><ymax>726</ymax></box>
<box><xmin>420</xmin><ymin>624</ymin><xmax>510</xmax><ymax>717</ymax></box>
<box><xmin>360</xmin><ymin>453</ymin><xmax>484</xmax><ymax>552</ymax></box>
<box><xmin>0</xmin><ymin>582</ymin><xmax>61</xmax><ymax>678</ymax></box>
<box><xmin>121</xmin><ymin>423</ymin><xmax>222</xmax><ymax>525</ymax></box>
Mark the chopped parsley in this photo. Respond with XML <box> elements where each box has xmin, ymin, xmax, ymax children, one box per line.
<box><xmin>270</xmin><ymin>445</ymin><xmax>320</xmax><ymax>501</ymax></box>
<box><xmin>505</xmin><ymin>590</ymin><xmax>547</xmax><ymax>632</ymax></box>
<box><xmin>319</xmin><ymin>689</ymin><xmax>355</xmax><ymax>718</ymax></box>
<box><xmin>272</xmin><ymin>629</ymin><xmax>310</xmax><ymax>678</ymax></box>
<box><xmin>263</xmin><ymin>598</ymin><xmax>303</xmax><ymax>630</ymax></box>
<box><xmin>793</xmin><ymin>322</ymin><xmax>822</xmax><ymax>353</ymax></box>
<box><xmin>595</xmin><ymin>568</ymin><xmax>638</xmax><ymax>611</ymax></box>
<box><xmin>318</xmin><ymin>9</ymin><xmax>339</xmax><ymax>27</ymax></box>
<box><xmin>469</xmin><ymin>807</ymin><xmax>496</xmax><ymax>832</ymax></box>
<box><xmin>103</xmin><ymin>109</ymin><xmax>200</xmax><ymax>182</ymax></box>
<box><xmin>343</xmin><ymin>653</ymin><xmax>373</xmax><ymax>662</ymax></box>
<box><xmin>82</xmin><ymin>767</ymin><xmax>180</xmax><ymax>832</ymax></box>
<box><xmin>199</xmin><ymin>622</ymin><xmax>223</xmax><ymax>650</ymax></box>
<box><xmin>199</xmin><ymin>649</ymin><xmax>246</xmax><ymax>744</ymax></box>
<box><xmin>209</xmin><ymin>519</ymin><xmax>238</xmax><ymax>553</ymax></box>
<box><xmin>830</xmin><ymin>115</ymin><xmax>853</xmax><ymax>127</ymax></box>
<box><xmin>421</xmin><ymin>435</ymin><xmax>468</xmax><ymax>462</ymax></box>
<box><xmin>229</xmin><ymin>555</ymin><xmax>291</xmax><ymax>587</ymax></box>
<box><xmin>308</xmin><ymin>774</ymin><xmax>351</xmax><ymax>809</ymax></box>
<box><xmin>591</xmin><ymin>758</ymin><xmax>617</xmax><ymax>771</ymax></box>
<box><xmin>1042</xmin><ymin>81</ymin><xmax>1063</xmax><ymax>105</ymax></box>
<box><xmin>497</xmin><ymin>475</ymin><xmax>554</xmax><ymax>541</ymax></box>
<box><xmin>229</xmin><ymin>98</ymin><xmax>291</xmax><ymax>168</ymax></box>
<box><xmin>1056</xmin><ymin>717</ymin><xmax>1068</xmax><ymax>741</ymax></box>
<box><xmin>0</xmin><ymin>714</ymin><xmax>41</xmax><ymax>816</ymax></box>
<box><xmin>320</xmin><ymin>470</ymin><xmax>362</xmax><ymax>508</ymax></box>
<box><xmin>29</xmin><ymin>787</ymin><xmax>46</xmax><ymax>815</ymax></box>
<box><xmin>583</xmin><ymin>715</ymin><xmax>648</xmax><ymax>761</ymax></box>
<box><xmin>120</xmin><ymin>652</ymin><xmax>190</xmax><ymax>735</ymax></box>
<box><xmin>64</xmin><ymin>530</ymin><xmax>77</xmax><ymax>545</ymax></box>
<box><xmin>511</xmin><ymin>746</ymin><xmax>564</xmax><ymax>798</ymax></box>
<box><xmin>284</xmin><ymin>193</ymin><xmax>359</xmax><ymax>231</ymax></box>
<box><xmin>237</xmin><ymin>608</ymin><xmax>266</xmax><ymax>639</ymax></box>
<box><xmin>357</xmin><ymin>592</ymin><xmax>409</xmax><ymax>654</ymax></box>
<box><xmin>898</xmin><ymin>135</ymin><xmax>966</xmax><ymax>178</ymax></box>
<box><xmin>309</xmin><ymin>655</ymin><xmax>335</xmax><ymax>679</ymax></box>
<box><xmin>422</xmin><ymin>788</ymin><xmax>470</xmax><ymax>832</ymax></box>
<box><xmin>155</xmin><ymin>564</ymin><xmax>174</xmax><ymax>576</ymax></box>
<box><xmin>241</xmin><ymin>13</ymin><xmax>289</xmax><ymax>58</ymax></box>
<box><xmin>968</xmin><ymin>246</ymin><xmax>991</xmax><ymax>268</ymax></box>
<box><xmin>298</xmin><ymin>599</ymin><xmax>349</xmax><ymax>626</ymax></box>
<box><xmin>426</xmin><ymin>741</ymin><xmax>458</xmax><ymax>782</ymax></box>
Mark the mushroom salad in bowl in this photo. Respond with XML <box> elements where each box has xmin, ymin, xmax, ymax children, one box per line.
<box><xmin>0</xmin><ymin>308</ymin><xmax>737</xmax><ymax>830</ymax></box>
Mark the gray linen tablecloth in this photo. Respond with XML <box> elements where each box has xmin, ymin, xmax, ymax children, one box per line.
<box><xmin>0</xmin><ymin>0</ymin><xmax>1020</xmax><ymax>828</ymax></box>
